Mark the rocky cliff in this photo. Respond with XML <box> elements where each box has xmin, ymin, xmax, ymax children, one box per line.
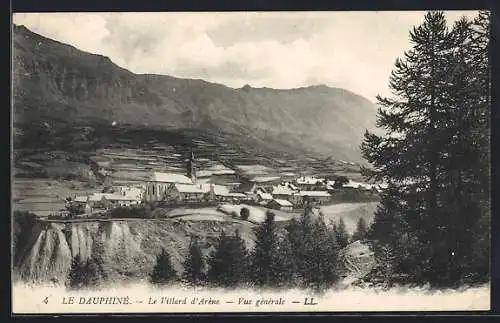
<box><xmin>13</xmin><ymin>218</ymin><xmax>257</xmax><ymax>285</ymax></box>
<box><xmin>13</xmin><ymin>217</ymin><xmax>376</xmax><ymax>287</ymax></box>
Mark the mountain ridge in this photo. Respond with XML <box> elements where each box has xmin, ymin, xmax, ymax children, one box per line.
<box><xmin>13</xmin><ymin>24</ymin><xmax>377</xmax><ymax>101</ymax></box>
<box><xmin>12</xmin><ymin>24</ymin><xmax>379</xmax><ymax>163</ymax></box>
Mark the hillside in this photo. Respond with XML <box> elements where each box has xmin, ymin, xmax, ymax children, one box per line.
<box><xmin>12</xmin><ymin>216</ymin><xmax>376</xmax><ymax>286</ymax></box>
<box><xmin>12</xmin><ymin>24</ymin><xmax>378</xmax><ymax>163</ymax></box>
<box><xmin>13</xmin><ymin>218</ymin><xmax>256</xmax><ymax>284</ymax></box>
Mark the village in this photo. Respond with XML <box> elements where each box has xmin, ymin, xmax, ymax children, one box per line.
<box><xmin>63</xmin><ymin>151</ymin><xmax>386</xmax><ymax>219</ymax></box>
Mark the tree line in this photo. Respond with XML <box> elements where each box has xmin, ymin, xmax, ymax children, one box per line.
<box><xmin>66</xmin><ymin>207</ymin><xmax>369</xmax><ymax>291</ymax></box>
<box><xmin>361</xmin><ymin>11</ymin><xmax>490</xmax><ymax>288</ymax></box>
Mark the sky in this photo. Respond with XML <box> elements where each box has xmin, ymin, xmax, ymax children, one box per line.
<box><xmin>12</xmin><ymin>11</ymin><xmax>479</xmax><ymax>101</ymax></box>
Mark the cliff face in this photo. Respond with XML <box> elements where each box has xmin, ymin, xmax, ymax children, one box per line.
<box><xmin>12</xmin><ymin>24</ymin><xmax>379</xmax><ymax>162</ymax></box>
<box><xmin>13</xmin><ymin>219</ymin><xmax>257</xmax><ymax>285</ymax></box>
<box><xmin>13</xmin><ymin>217</ymin><xmax>376</xmax><ymax>287</ymax></box>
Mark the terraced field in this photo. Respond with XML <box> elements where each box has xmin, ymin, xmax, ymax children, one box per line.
<box><xmin>12</xmin><ymin>125</ymin><xmax>369</xmax><ymax>217</ymax></box>
<box><xmin>12</xmin><ymin>178</ymin><xmax>104</xmax><ymax>217</ymax></box>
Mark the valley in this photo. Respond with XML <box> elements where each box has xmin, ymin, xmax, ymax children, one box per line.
<box><xmin>12</xmin><ymin>24</ymin><xmax>381</xmax><ymax>290</ymax></box>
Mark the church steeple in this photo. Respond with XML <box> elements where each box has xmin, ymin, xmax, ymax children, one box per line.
<box><xmin>187</xmin><ymin>149</ymin><xmax>197</xmax><ymax>184</ymax></box>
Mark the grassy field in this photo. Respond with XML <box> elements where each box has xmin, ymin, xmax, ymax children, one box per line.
<box><xmin>12</xmin><ymin>178</ymin><xmax>104</xmax><ymax>217</ymax></box>
<box><xmin>319</xmin><ymin>202</ymin><xmax>379</xmax><ymax>234</ymax></box>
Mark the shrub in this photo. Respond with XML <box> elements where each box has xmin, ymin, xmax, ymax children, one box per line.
<box><xmin>333</xmin><ymin>176</ymin><xmax>349</xmax><ymax>188</ymax></box>
<box><xmin>13</xmin><ymin>211</ymin><xmax>38</xmax><ymax>265</ymax></box>
<box><xmin>65</xmin><ymin>203</ymin><xmax>85</xmax><ymax>216</ymax></box>
<box><xmin>108</xmin><ymin>205</ymin><xmax>152</xmax><ymax>218</ymax></box>
<box><xmin>150</xmin><ymin>249</ymin><xmax>178</xmax><ymax>285</ymax></box>
<box><xmin>240</xmin><ymin>207</ymin><xmax>250</xmax><ymax>221</ymax></box>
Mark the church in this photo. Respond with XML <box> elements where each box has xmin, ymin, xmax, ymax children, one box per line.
<box><xmin>144</xmin><ymin>150</ymin><xmax>207</xmax><ymax>203</ymax></box>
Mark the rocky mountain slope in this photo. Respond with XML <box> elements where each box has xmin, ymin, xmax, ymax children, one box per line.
<box><xmin>12</xmin><ymin>24</ymin><xmax>378</xmax><ymax>163</ymax></box>
<box><xmin>13</xmin><ymin>218</ymin><xmax>257</xmax><ymax>284</ymax></box>
<box><xmin>13</xmin><ymin>218</ymin><xmax>375</xmax><ymax>286</ymax></box>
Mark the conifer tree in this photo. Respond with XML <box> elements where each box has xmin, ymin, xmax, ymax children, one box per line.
<box><xmin>308</xmin><ymin>215</ymin><xmax>341</xmax><ymax>289</ymax></box>
<box><xmin>207</xmin><ymin>230</ymin><xmax>249</xmax><ymax>288</ymax></box>
<box><xmin>150</xmin><ymin>248</ymin><xmax>178</xmax><ymax>285</ymax></box>
<box><xmin>182</xmin><ymin>237</ymin><xmax>206</xmax><ymax>286</ymax></box>
<box><xmin>334</xmin><ymin>218</ymin><xmax>350</xmax><ymax>249</ymax></box>
<box><xmin>89</xmin><ymin>236</ymin><xmax>108</xmax><ymax>284</ymax></box>
<box><xmin>444</xmin><ymin>12</ymin><xmax>490</xmax><ymax>284</ymax></box>
<box><xmin>240</xmin><ymin>207</ymin><xmax>250</xmax><ymax>221</ymax></box>
<box><xmin>361</xmin><ymin>11</ymin><xmax>490</xmax><ymax>286</ymax></box>
<box><xmin>285</xmin><ymin>208</ymin><xmax>314</xmax><ymax>286</ymax></box>
<box><xmin>67</xmin><ymin>254</ymin><xmax>86</xmax><ymax>289</ymax></box>
<box><xmin>251</xmin><ymin>211</ymin><xmax>278</xmax><ymax>287</ymax></box>
<box><xmin>84</xmin><ymin>257</ymin><xmax>103</xmax><ymax>288</ymax></box>
<box><xmin>285</xmin><ymin>208</ymin><xmax>341</xmax><ymax>289</ymax></box>
<box><xmin>352</xmin><ymin>217</ymin><xmax>368</xmax><ymax>242</ymax></box>
<box><xmin>378</xmin><ymin>244</ymin><xmax>396</xmax><ymax>289</ymax></box>
<box><xmin>271</xmin><ymin>233</ymin><xmax>297</xmax><ymax>288</ymax></box>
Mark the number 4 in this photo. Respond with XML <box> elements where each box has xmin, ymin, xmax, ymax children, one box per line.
<box><xmin>42</xmin><ymin>297</ymin><xmax>49</xmax><ymax>304</ymax></box>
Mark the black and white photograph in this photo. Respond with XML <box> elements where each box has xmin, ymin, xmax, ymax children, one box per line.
<box><xmin>11</xmin><ymin>11</ymin><xmax>491</xmax><ymax>313</ymax></box>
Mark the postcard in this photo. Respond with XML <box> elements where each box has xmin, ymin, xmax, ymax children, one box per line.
<box><xmin>11</xmin><ymin>11</ymin><xmax>491</xmax><ymax>314</ymax></box>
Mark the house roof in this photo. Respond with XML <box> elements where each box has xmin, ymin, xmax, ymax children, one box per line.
<box><xmin>117</xmin><ymin>186</ymin><xmax>144</xmax><ymax>197</ymax></box>
<box><xmin>74</xmin><ymin>196</ymin><xmax>88</xmax><ymax>203</ymax></box>
<box><xmin>194</xmin><ymin>184</ymin><xmax>212</xmax><ymax>194</ymax></box>
<box><xmin>258</xmin><ymin>192</ymin><xmax>273</xmax><ymax>200</ymax></box>
<box><xmin>272</xmin><ymin>185</ymin><xmax>296</xmax><ymax>196</ymax></box>
<box><xmin>173</xmin><ymin>184</ymin><xmax>206</xmax><ymax>194</ymax></box>
<box><xmin>212</xmin><ymin>185</ymin><xmax>230</xmax><ymax>196</ymax></box>
<box><xmin>234</xmin><ymin>180</ymin><xmax>256</xmax><ymax>193</ymax></box>
<box><xmin>296</xmin><ymin>176</ymin><xmax>323</xmax><ymax>185</ymax></box>
<box><xmin>270</xmin><ymin>199</ymin><xmax>293</xmax><ymax>207</ymax></box>
<box><xmin>251</xmin><ymin>176</ymin><xmax>281</xmax><ymax>183</ymax></box>
<box><xmin>191</xmin><ymin>183</ymin><xmax>235</xmax><ymax>196</ymax></box>
<box><xmin>88</xmin><ymin>193</ymin><xmax>106</xmax><ymax>202</ymax></box>
<box><xmin>104</xmin><ymin>194</ymin><xmax>140</xmax><ymax>201</ymax></box>
<box><xmin>119</xmin><ymin>186</ymin><xmax>143</xmax><ymax>192</ymax></box>
<box><xmin>296</xmin><ymin>191</ymin><xmax>331</xmax><ymax>197</ymax></box>
<box><xmin>150</xmin><ymin>172</ymin><xmax>193</xmax><ymax>184</ymax></box>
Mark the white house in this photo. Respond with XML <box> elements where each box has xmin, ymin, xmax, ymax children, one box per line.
<box><xmin>86</xmin><ymin>192</ymin><xmax>140</xmax><ymax>209</ymax></box>
<box><xmin>104</xmin><ymin>194</ymin><xmax>141</xmax><ymax>207</ymax></box>
<box><xmin>272</xmin><ymin>184</ymin><xmax>298</xmax><ymax>201</ymax></box>
<box><xmin>296</xmin><ymin>191</ymin><xmax>332</xmax><ymax>204</ymax></box>
<box><xmin>295</xmin><ymin>176</ymin><xmax>325</xmax><ymax>190</ymax></box>
<box><xmin>116</xmin><ymin>185</ymin><xmax>145</xmax><ymax>201</ymax></box>
<box><xmin>211</xmin><ymin>184</ymin><xmax>248</xmax><ymax>202</ymax></box>
<box><xmin>344</xmin><ymin>180</ymin><xmax>375</xmax><ymax>191</ymax></box>
<box><xmin>85</xmin><ymin>203</ymin><xmax>92</xmax><ymax>217</ymax></box>
<box><xmin>73</xmin><ymin>195</ymin><xmax>88</xmax><ymax>205</ymax></box>
<box><xmin>267</xmin><ymin>199</ymin><xmax>293</xmax><ymax>211</ymax></box>
<box><xmin>256</xmin><ymin>191</ymin><xmax>273</xmax><ymax>203</ymax></box>
<box><xmin>166</xmin><ymin>183</ymin><xmax>207</xmax><ymax>202</ymax></box>
<box><xmin>145</xmin><ymin>172</ymin><xmax>194</xmax><ymax>202</ymax></box>
<box><xmin>88</xmin><ymin>193</ymin><xmax>107</xmax><ymax>208</ymax></box>
<box><xmin>234</xmin><ymin>180</ymin><xmax>259</xmax><ymax>200</ymax></box>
